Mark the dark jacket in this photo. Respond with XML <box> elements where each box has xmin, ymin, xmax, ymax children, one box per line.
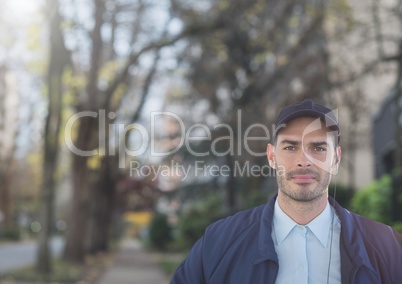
<box><xmin>171</xmin><ymin>195</ymin><xmax>402</xmax><ymax>283</ymax></box>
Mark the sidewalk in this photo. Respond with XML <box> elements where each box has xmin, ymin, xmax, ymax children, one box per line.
<box><xmin>97</xmin><ymin>238</ymin><xmax>168</xmax><ymax>284</ymax></box>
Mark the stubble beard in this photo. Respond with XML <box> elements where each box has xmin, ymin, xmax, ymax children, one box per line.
<box><xmin>277</xmin><ymin>168</ymin><xmax>331</xmax><ymax>203</ymax></box>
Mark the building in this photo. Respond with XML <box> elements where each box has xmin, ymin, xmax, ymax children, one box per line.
<box><xmin>373</xmin><ymin>91</ymin><xmax>398</xmax><ymax>178</ymax></box>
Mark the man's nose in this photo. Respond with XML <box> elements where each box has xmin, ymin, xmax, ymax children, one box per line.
<box><xmin>296</xmin><ymin>150</ymin><xmax>312</xmax><ymax>167</ymax></box>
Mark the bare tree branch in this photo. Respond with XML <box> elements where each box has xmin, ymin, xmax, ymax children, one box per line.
<box><xmin>130</xmin><ymin>50</ymin><xmax>161</xmax><ymax>124</ymax></box>
<box><xmin>86</xmin><ymin>0</ymin><xmax>105</xmax><ymax>107</ymax></box>
<box><xmin>372</xmin><ymin>0</ymin><xmax>385</xmax><ymax>58</ymax></box>
<box><xmin>329</xmin><ymin>53</ymin><xmax>400</xmax><ymax>89</ymax></box>
<box><xmin>102</xmin><ymin>18</ymin><xmax>226</xmax><ymax>109</ymax></box>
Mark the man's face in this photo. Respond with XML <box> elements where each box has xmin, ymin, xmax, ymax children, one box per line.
<box><xmin>267</xmin><ymin>117</ymin><xmax>340</xmax><ymax>203</ymax></box>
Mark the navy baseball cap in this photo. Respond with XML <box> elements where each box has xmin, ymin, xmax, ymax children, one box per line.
<box><xmin>274</xmin><ymin>99</ymin><xmax>340</xmax><ymax>142</ymax></box>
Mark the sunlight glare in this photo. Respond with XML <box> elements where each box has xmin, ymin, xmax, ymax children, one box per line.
<box><xmin>4</xmin><ymin>0</ymin><xmax>42</xmax><ymax>23</ymax></box>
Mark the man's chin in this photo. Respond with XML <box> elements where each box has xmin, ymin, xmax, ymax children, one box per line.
<box><xmin>282</xmin><ymin>189</ymin><xmax>326</xmax><ymax>203</ymax></box>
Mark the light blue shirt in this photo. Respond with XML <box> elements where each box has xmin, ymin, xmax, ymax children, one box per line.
<box><xmin>272</xmin><ymin>199</ymin><xmax>341</xmax><ymax>284</ymax></box>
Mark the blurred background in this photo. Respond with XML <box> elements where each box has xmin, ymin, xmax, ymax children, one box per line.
<box><xmin>1</xmin><ymin>0</ymin><xmax>402</xmax><ymax>282</ymax></box>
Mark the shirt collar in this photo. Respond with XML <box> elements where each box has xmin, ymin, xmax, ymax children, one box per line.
<box><xmin>273</xmin><ymin>200</ymin><xmax>298</xmax><ymax>245</ymax></box>
<box><xmin>273</xmin><ymin>199</ymin><xmax>336</xmax><ymax>247</ymax></box>
<box><xmin>307</xmin><ymin>201</ymin><xmax>335</xmax><ymax>247</ymax></box>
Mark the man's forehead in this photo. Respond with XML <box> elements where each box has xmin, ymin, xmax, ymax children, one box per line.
<box><xmin>277</xmin><ymin>135</ymin><xmax>331</xmax><ymax>143</ymax></box>
<box><xmin>276</xmin><ymin>133</ymin><xmax>336</xmax><ymax>147</ymax></box>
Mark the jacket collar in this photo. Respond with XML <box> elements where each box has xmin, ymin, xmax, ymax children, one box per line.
<box><xmin>253</xmin><ymin>195</ymin><xmax>278</xmax><ymax>264</ymax></box>
<box><xmin>329</xmin><ymin>196</ymin><xmax>377</xmax><ymax>274</ymax></box>
<box><xmin>253</xmin><ymin>194</ymin><xmax>376</xmax><ymax>275</ymax></box>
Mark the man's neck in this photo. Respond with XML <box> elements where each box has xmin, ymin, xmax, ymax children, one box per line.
<box><xmin>277</xmin><ymin>193</ymin><xmax>328</xmax><ymax>225</ymax></box>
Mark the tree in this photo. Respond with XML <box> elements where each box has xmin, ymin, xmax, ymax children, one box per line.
<box><xmin>0</xmin><ymin>0</ymin><xmax>51</xmax><ymax>246</ymax></box>
<box><xmin>0</xmin><ymin>67</ymin><xmax>19</xmax><ymax>233</ymax></box>
<box><xmin>36</xmin><ymin>0</ymin><xmax>70</xmax><ymax>273</ymax></box>
<box><xmin>329</xmin><ymin>0</ymin><xmax>402</xmax><ymax>195</ymax></box>
<box><xmin>60</xmin><ymin>0</ymin><xmax>228</xmax><ymax>263</ymax></box>
<box><xmin>162</xmin><ymin>0</ymin><xmax>333</xmax><ymax>212</ymax></box>
<box><xmin>86</xmin><ymin>47</ymin><xmax>162</xmax><ymax>254</ymax></box>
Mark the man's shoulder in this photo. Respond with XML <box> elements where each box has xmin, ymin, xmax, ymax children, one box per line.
<box><xmin>340</xmin><ymin>206</ymin><xmax>402</xmax><ymax>249</ymax></box>
<box><xmin>204</xmin><ymin>203</ymin><xmax>267</xmax><ymax>242</ymax></box>
<box><xmin>349</xmin><ymin>209</ymin><xmax>400</xmax><ymax>237</ymax></box>
<box><xmin>208</xmin><ymin>203</ymin><xmax>266</xmax><ymax>230</ymax></box>
<box><xmin>335</xmin><ymin>206</ymin><xmax>402</xmax><ymax>281</ymax></box>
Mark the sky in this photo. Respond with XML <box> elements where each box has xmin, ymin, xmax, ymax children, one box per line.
<box><xmin>1</xmin><ymin>0</ymin><xmax>46</xmax><ymax>157</ymax></box>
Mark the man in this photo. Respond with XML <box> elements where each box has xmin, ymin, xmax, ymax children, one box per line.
<box><xmin>171</xmin><ymin>99</ymin><xmax>402</xmax><ymax>283</ymax></box>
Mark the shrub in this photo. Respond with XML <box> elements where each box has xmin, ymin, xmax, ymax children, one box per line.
<box><xmin>176</xmin><ymin>193</ymin><xmax>228</xmax><ymax>250</ymax></box>
<box><xmin>350</xmin><ymin>175</ymin><xmax>392</xmax><ymax>224</ymax></box>
<box><xmin>328</xmin><ymin>183</ymin><xmax>355</xmax><ymax>209</ymax></box>
<box><xmin>350</xmin><ymin>174</ymin><xmax>402</xmax><ymax>234</ymax></box>
<box><xmin>0</xmin><ymin>225</ymin><xmax>21</xmax><ymax>241</ymax></box>
<box><xmin>148</xmin><ymin>212</ymin><xmax>172</xmax><ymax>250</ymax></box>
<box><xmin>392</xmin><ymin>222</ymin><xmax>402</xmax><ymax>234</ymax></box>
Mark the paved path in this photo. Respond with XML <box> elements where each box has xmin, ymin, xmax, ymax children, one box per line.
<box><xmin>97</xmin><ymin>239</ymin><xmax>167</xmax><ymax>284</ymax></box>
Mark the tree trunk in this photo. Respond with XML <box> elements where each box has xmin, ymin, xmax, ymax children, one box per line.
<box><xmin>36</xmin><ymin>0</ymin><xmax>68</xmax><ymax>273</ymax></box>
<box><xmin>63</xmin><ymin>116</ymin><xmax>96</xmax><ymax>263</ymax></box>
<box><xmin>0</xmin><ymin>67</ymin><xmax>15</xmax><ymax>231</ymax></box>
<box><xmin>63</xmin><ymin>0</ymin><xmax>105</xmax><ymax>263</ymax></box>
<box><xmin>87</xmin><ymin>156</ymin><xmax>117</xmax><ymax>254</ymax></box>
<box><xmin>225</xmin><ymin>153</ymin><xmax>237</xmax><ymax>213</ymax></box>
<box><xmin>0</xmin><ymin>169</ymin><xmax>12</xmax><ymax>228</ymax></box>
<box><xmin>37</xmin><ymin>72</ymin><xmax>64</xmax><ymax>273</ymax></box>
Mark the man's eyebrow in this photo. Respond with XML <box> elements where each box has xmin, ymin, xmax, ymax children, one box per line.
<box><xmin>279</xmin><ymin>140</ymin><xmax>329</xmax><ymax>147</ymax></box>
<box><xmin>279</xmin><ymin>139</ymin><xmax>301</xmax><ymax>146</ymax></box>
<box><xmin>310</xmin><ymin>141</ymin><xmax>329</xmax><ymax>147</ymax></box>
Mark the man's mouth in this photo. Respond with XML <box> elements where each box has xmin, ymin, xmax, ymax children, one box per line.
<box><xmin>291</xmin><ymin>175</ymin><xmax>316</xmax><ymax>183</ymax></box>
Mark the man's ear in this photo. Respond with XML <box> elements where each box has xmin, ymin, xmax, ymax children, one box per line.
<box><xmin>266</xmin><ymin>144</ymin><xmax>276</xmax><ymax>169</ymax></box>
<box><xmin>331</xmin><ymin>146</ymin><xmax>342</xmax><ymax>174</ymax></box>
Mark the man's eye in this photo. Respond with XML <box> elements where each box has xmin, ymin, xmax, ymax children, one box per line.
<box><xmin>314</xmin><ymin>147</ymin><xmax>326</xmax><ymax>152</ymax></box>
<box><xmin>284</xmin><ymin>146</ymin><xmax>296</xmax><ymax>151</ymax></box>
